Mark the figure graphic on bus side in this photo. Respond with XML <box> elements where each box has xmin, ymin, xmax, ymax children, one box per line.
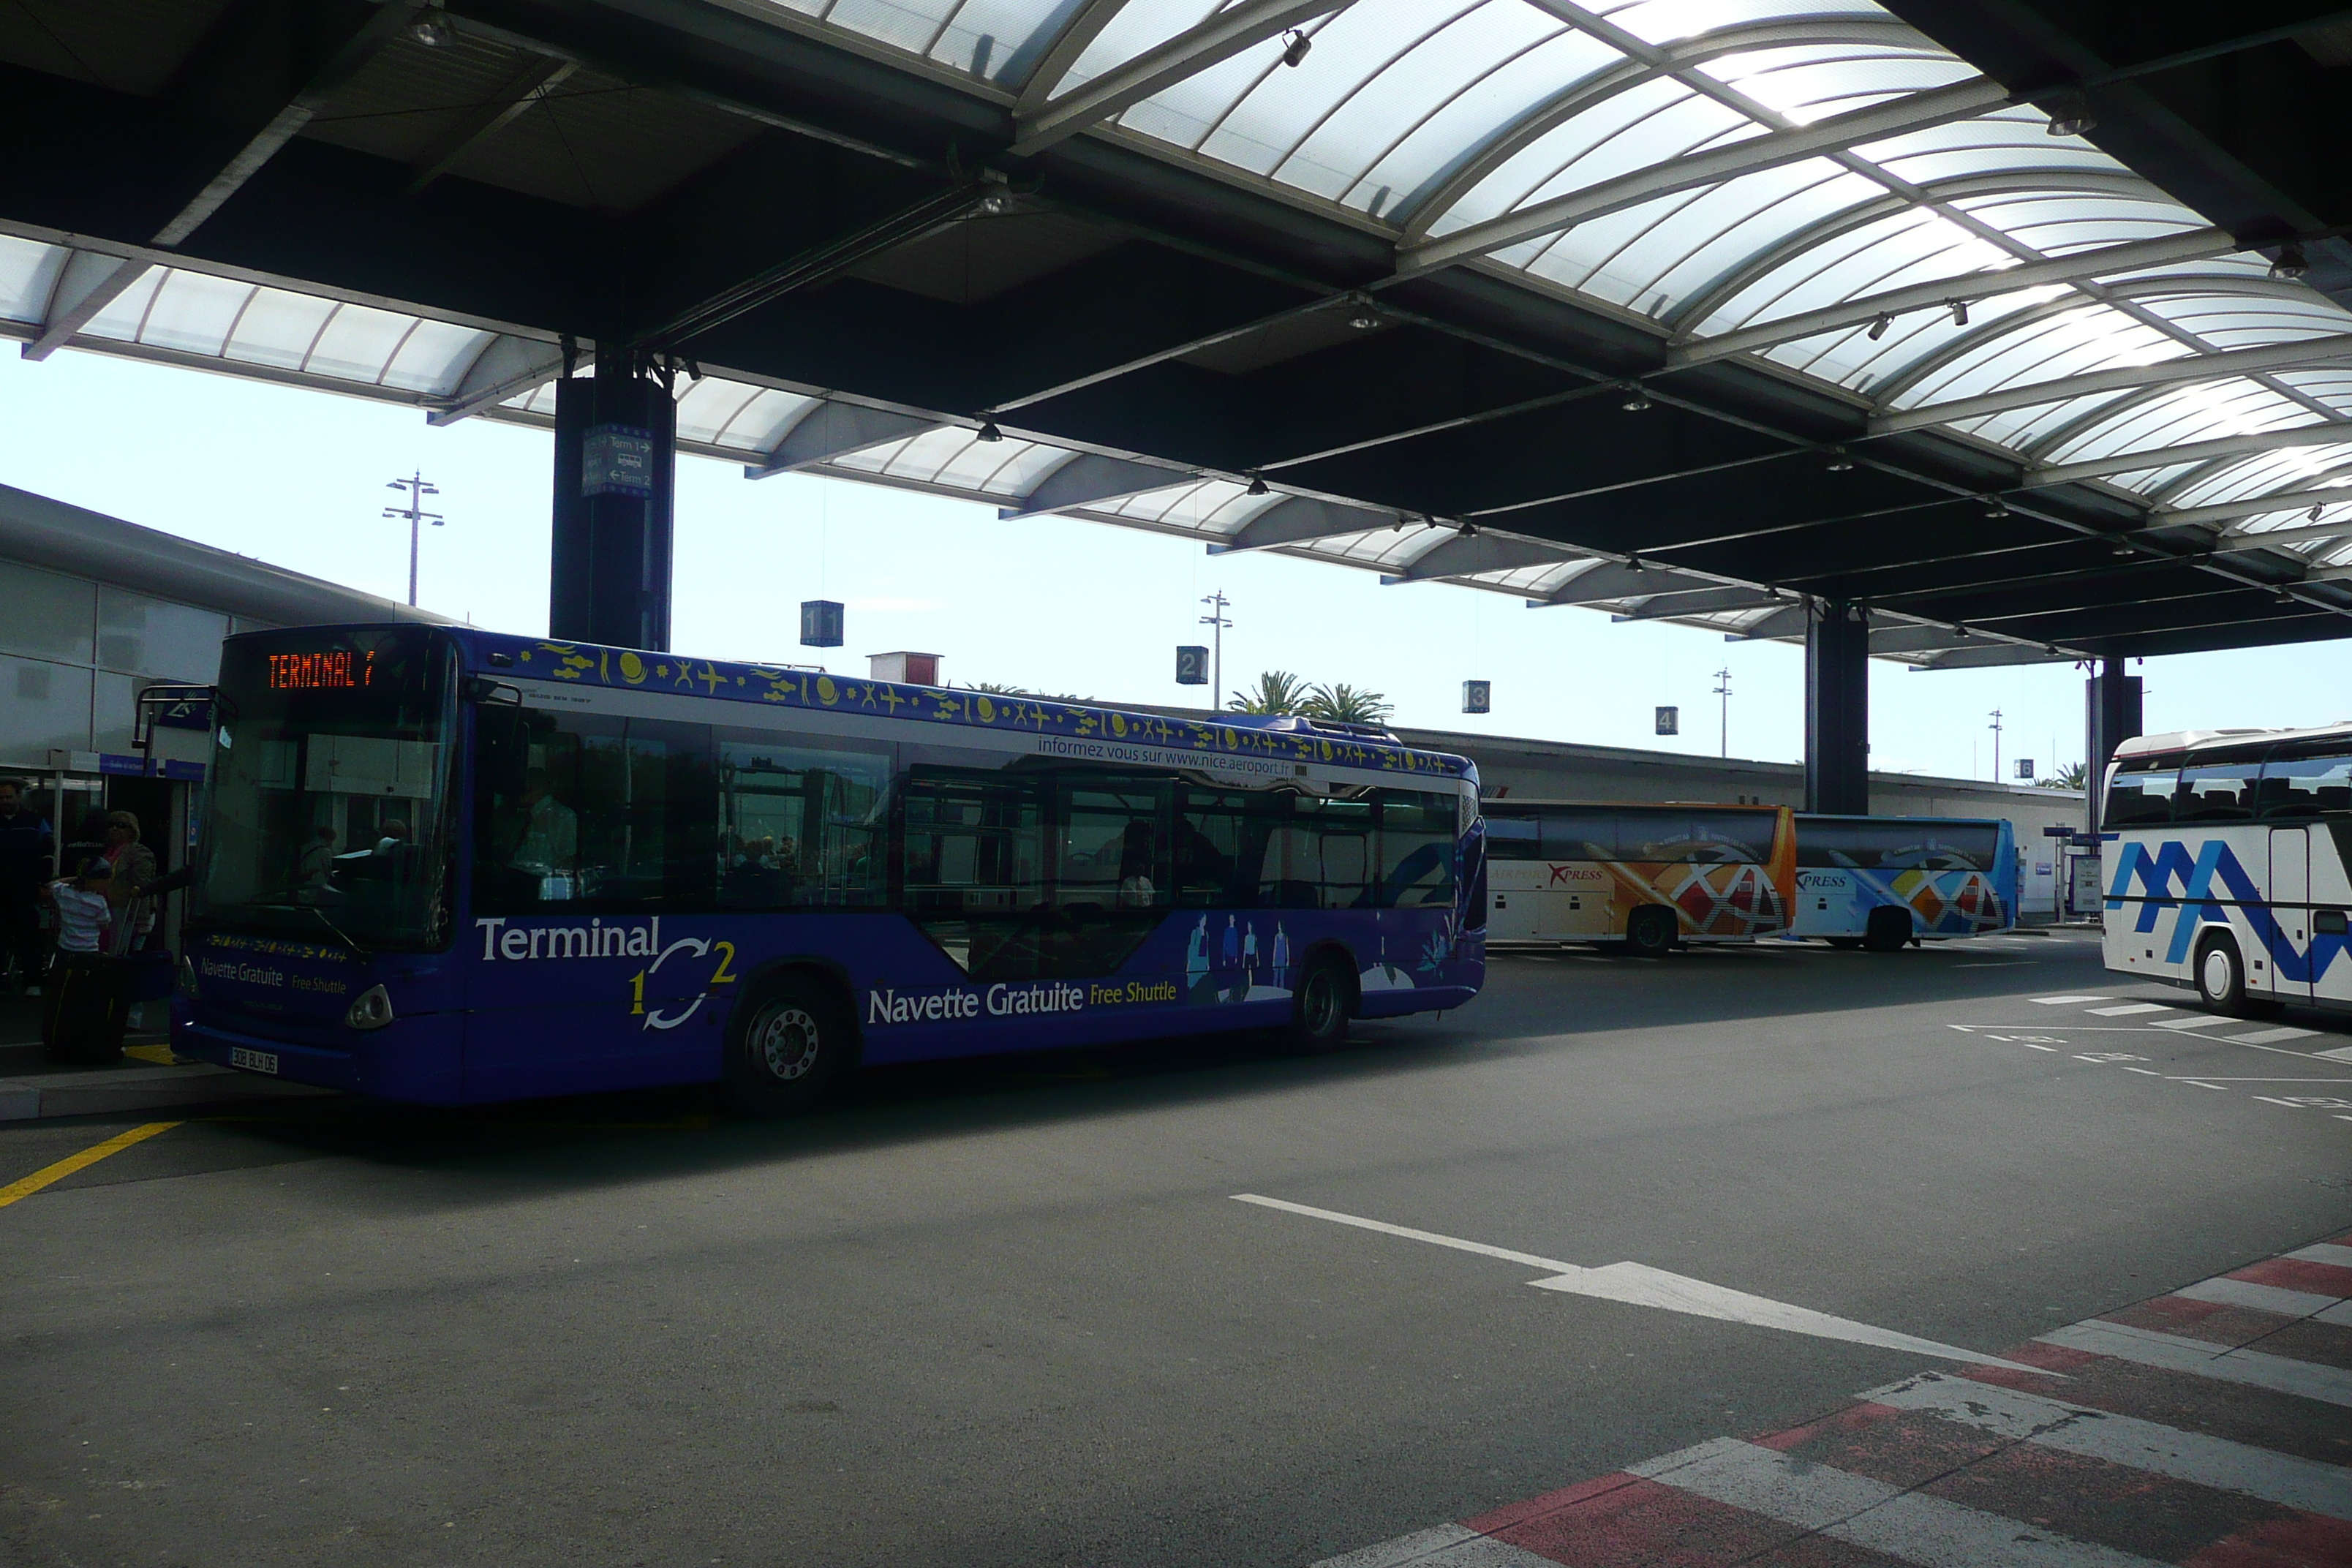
<box><xmin>1272</xmin><ymin>922</ymin><xmax>1291</xmax><ymax>990</ymax></box>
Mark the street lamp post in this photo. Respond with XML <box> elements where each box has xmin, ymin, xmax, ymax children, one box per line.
<box><xmin>1199</xmin><ymin>591</ymin><xmax>1232</xmax><ymax>709</ymax></box>
<box><xmin>1712</xmin><ymin>666</ymin><xmax>1732</xmax><ymax>758</ymax></box>
<box><xmin>383</xmin><ymin>471</ymin><xmax>445</xmax><ymax>607</ymax></box>
<box><xmin>1989</xmin><ymin>708</ymin><xmax>2004</xmax><ymax>783</ymax></box>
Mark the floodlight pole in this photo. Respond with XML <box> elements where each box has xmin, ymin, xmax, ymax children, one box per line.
<box><xmin>1712</xmin><ymin>667</ymin><xmax>1732</xmax><ymax>758</ymax></box>
<box><xmin>382</xmin><ymin>470</ymin><xmax>444</xmax><ymax>607</ymax></box>
<box><xmin>1199</xmin><ymin>592</ymin><xmax>1232</xmax><ymax>709</ymax></box>
<box><xmin>1989</xmin><ymin>708</ymin><xmax>2003</xmax><ymax>783</ymax></box>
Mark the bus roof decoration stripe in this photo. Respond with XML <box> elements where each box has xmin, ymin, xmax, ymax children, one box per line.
<box><xmin>453</xmin><ymin>629</ymin><xmax>1474</xmax><ymax>781</ymax></box>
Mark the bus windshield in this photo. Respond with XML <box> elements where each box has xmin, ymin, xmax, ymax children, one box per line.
<box><xmin>197</xmin><ymin>627</ymin><xmax>455</xmax><ymax>949</ymax></box>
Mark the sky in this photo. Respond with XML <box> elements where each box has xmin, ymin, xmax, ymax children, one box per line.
<box><xmin>3</xmin><ymin>344</ymin><xmax>2345</xmax><ymax>783</ymax></box>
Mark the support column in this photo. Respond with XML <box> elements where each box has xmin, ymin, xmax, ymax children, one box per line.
<box><xmin>1805</xmin><ymin>598</ymin><xmax>1869</xmax><ymax>815</ymax></box>
<box><xmin>550</xmin><ymin>344</ymin><xmax>676</xmax><ymax>650</ymax></box>
<box><xmin>2084</xmin><ymin>657</ymin><xmax>2142</xmax><ymax>832</ymax></box>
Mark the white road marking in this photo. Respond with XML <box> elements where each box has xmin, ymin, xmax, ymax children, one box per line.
<box><xmin>2228</xmin><ymin>1027</ymin><xmax>2319</xmax><ymax>1046</ymax></box>
<box><xmin>2176</xmin><ymin>1276</ymin><xmax>2352</xmax><ymax>1323</ymax></box>
<box><xmin>2255</xmin><ymin>1096</ymin><xmax>2310</xmax><ymax>1107</ymax></box>
<box><xmin>2176</xmin><ymin>1080</ymin><xmax>2230</xmax><ymax>1090</ymax></box>
<box><xmin>2038</xmin><ymin>1320</ymin><xmax>2352</xmax><ymax>1407</ymax></box>
<box><xmin>2122</xmin><ymin>1066</ymin><xmax>2162</xmax><ymax>1075</ymax></box>
<box><xmin>2149</xmin><ymin>1014</ymin><xmax>2233</xmax><ymax>1030</ymax></box>
<box><xmin>2318</xmin><ymin>1045</ymin><xmax>2352</xmax><ymax>1062</ymax></box>
<box><xmin>1232</xmin><ymin>1195</ymin><xmax>2051</xmax><ymax>1373</ymax></box>
<box><xmin>1865</xmin><ymin>1372</ymin><xmax>2352</xmax><ymax>1520</ymax></box>
<box><xmin>1630</xmin><ymin>1438</ymin><xmax>2166</xmax><ymax>1568</ymax></box>
<box><xmin>2285</xmin><ymin>1242</ymin><xmax>2352</xmax><ymax>1270</ymax></box>
<box><xmin>2032</xmin><ymin>995</ymin><xmax>2112</xmax><ymax>1004</ymax></box>
<box><xmin>2089</xmin><ymin>1003</ymin><xmax>2172</xmax><ymax>1017</ymax></box>
<box><xmin>1308</xmin><ymin>1524</ymin><xmax>1556</xmax><ymax>1568</ymax></box>
<box><xmin>2022</xmin><ymin>1044</ymin><xmax>2059</xmax><ymax>1052</ymax></box>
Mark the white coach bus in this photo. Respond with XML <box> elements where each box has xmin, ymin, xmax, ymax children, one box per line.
<box><xmin>2101</xmin><ymin>725</ymin><xmax>2352</xmax><ymax>1016</ymax></box>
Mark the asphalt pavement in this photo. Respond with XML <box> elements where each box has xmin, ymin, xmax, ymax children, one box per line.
<box><xmin>2</xmin><ymin>930</ymin><xmax>2346</xmax><ymax>1567</ymax></box>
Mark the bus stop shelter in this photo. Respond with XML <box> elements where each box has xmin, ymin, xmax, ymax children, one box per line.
<box><xmin>1</xmin><ymin>0</ymin><xmax>2348</xmax><ymax>811</ymax></box>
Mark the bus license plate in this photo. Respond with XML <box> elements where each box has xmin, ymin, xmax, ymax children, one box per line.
<box><xmin>230</xmin><ymin>1047</ymin><xmax>279</xmax><ymax>1075</ymax></box>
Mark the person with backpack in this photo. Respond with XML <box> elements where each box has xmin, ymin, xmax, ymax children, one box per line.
<box><xmin>39</xmin><ymin>857</ymin><xmax>130</xmax><ymax>1062</ymax></box>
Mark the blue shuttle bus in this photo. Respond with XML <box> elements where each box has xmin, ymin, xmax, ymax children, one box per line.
<box><xmin>1790</xmin><ymin>815</ymin><xmax>2016</xmax><ymax>951</ymax></box>
<box><xmin>174</xmin><ymin>625</ymin><xmax>1486</xmax><ymax>1109</ymax></box>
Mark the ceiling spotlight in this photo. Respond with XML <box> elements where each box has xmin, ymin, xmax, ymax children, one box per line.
<box><xmin>1621</xmin><ymin>387</ymin><xmax>1653</xmax><ymax>412</ymax></box>
<box><xmin>2270</xmin><ymin>243</ymin><xmax>2309</xmax><ymax>281</ymax></box>
<box><xmin>410</xmin><ymin>4</ymin><xmax>454</xmax><ymax>45</ymax></box>
<box><xmin>1245</xmin><ymin>473</ymin><xmax>1269</xmax><ymax>497</ymax></box>
<box><xmin>1982</xmin><ymin>495</ymin><xmax>2009</xmax><ymax>518</ymax></box>
<box><xmin>2111</xmin><ymin>537</ymin><xmax>2133</xmax><ymax>556</ymax></box>
<box><xmin>1347</xmin><ymin>310</ymin><xmax>1379</xmax><ymax>330</ymax></box>
<box><xmin>976</xmin><ymin>192</ymin><xmax>1007</xmax><ymax>215</ymax></box>
<box><xmin>2310</xmin><ymin>502</ymin><xmax>2326</xmax><ymax>521</ymax></box>
<box><xmin>1825</xmin><ymin>447</ymin><xmax>1855</xmax><ymax>472</ymax></box>
<box><xmin>1280</xmin><ymin>27</ymin><xmax>1312</xmax><ymax>67</ymax></box>
<box><xmin>1953</xmin><ymin>623</ymin><xmax>1970</xmax><ymax>638</ymax></box>
<box><xmin>975</xmin><ymin>419</ymin><xmax>1003</xmax><ymax>442</ymax></box>
<box><xmin>1456</xmin><ymin>520</ymin><xmax>1478</xmax><ymax>538</ymax></box>
<box><xmin>1626</xmin><ymin>554</ymin><xmax>1644</xmax><ymax>573</ymax></box>
<box><xmin>1950</xmin><ymin>300</ymin><xmax>1969</xmax><ymax>328</ymax></box>
<box><xmin>2044</xmin><ymin>94</ymin><xmax>2095</xmax><ymax>137</ymax></box>
<box><xmin>2277</xmin><ymin>585</ymin><xmax>2298</xmax><ymax>603</ymax></box>
<box><xmin>1866</xmin><ymin>313</ymin><xmax>1891</xmax><ymax>342</ymax></box>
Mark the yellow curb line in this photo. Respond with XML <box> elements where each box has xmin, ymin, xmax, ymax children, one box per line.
<box><xmin>0</xmin><ymin>1121</ymin><xmax>182</xmax><ymax>1209</ymax></box>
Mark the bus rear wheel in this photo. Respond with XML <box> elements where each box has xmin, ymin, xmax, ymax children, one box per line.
<box><xmin>725</xmin><ymin>971</ymin><xmax>852</xmax><ymax>1115</ymax></box>
<box><xmin>1863</xmin><ymin>908</ymin><xmax>1912</xmax><ymax>953</ymax></box>
<box><xmin>1625</xmin><ymin>905</ymin><xmax>1677</xmax><ymax>959</ymax></box>
<box><xmin>1291</xmin><ymin>954</ymin><xmax>1354</xmax><ymax>1052</ymax></box>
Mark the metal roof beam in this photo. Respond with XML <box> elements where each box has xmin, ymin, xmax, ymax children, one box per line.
<box><xmin>406</xmin><ymin>56</ymin><xmax>578</xmax><ymax>195</ymax></box>
<box><xmin>1008</xmin><ymin>0</ymin><xmax>1351</xmax><ymax>157</ymax></box>
<box><xmin>20</xmin><ymin>249</ymin><xmax>144</xmax><ymax>363</ymax></box>
<box><xmin>2027</xmin><ymin>423</ymin><xmax>2352</xmax><ymax>486</ymax></box>
<box><xmin>2157</xmin><ymin>483</ymin><xmax>2352</xmax><ymax>529</ymax></box>
<box><xmin>1723</xmin><ymin>603</ymin><xmax>1812</xmax><ymax>641</ymax></box>
<box><xmin>1014</xmin><ymin>0</ymin><xmax>1134</xmax><ymax>110</ymax></box>
<box><xmin>1670</xmin><ymin>227</ymin><xmax>2241</xmax><ymax>368</ymax></box>
<box><xmin>1910</xmin><ymin>642</ymin><xmax>2076</xmax><ymax>670</ymax></box>
<box><xmin>1210</xmin><ymin>495</ymin><xmax>1399</xmax><ymax>553</ymax></box>
<box><xmin>1870</xmin><ymin>334</ymin><xmax>2352</xmax><ymax>434</ymax></box>
<box><xmin>426</xmin><ymin>333</ymin><xmax>570</xmax><ymax>426</ymax></box>
<box><xmin>744</xmin><ymin>403</ymin><xmax>936</xmax><ymax>478</ymax></box>
<box><xmin>1382</xmin><ymin>532</ymin><xmax>1583</xmax><ymax>583</ymax></box>
<box><xmin>1613</xmin><ymin>586</ymin><xmax>1786</xmax><ymax>619</ymax></box>
<box><xmin>2215</xmin><ymin>517</ymin><xmax>2352</xmax><ymax>553</ymax></box>
<box><xmin>999</xmin><ymin>452</ymin><xmax>1189</xmax><ymax>518</ymax></box>
<box><xmin>1398</xmin><ymin>76</ymin><xmax>2009</xmax><ymax>274</ymax></box>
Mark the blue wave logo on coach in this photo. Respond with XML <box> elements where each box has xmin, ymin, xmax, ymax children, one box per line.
<box><xmin>2105</xmin><ymin>839</ymin><xmax>2348</xmax><ymax>981</ymax></box>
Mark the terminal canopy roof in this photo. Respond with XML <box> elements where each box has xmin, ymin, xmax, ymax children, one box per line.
<box><xmin>3</xmin><ymin>0</ymin><xmax>2351</xmax><ymax>668</ymax></box>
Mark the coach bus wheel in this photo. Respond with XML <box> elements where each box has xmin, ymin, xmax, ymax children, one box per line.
<box><xmin>2193</xmin><ymin>932</ymin><xmax>2254</xmax><ymax>1017</ymax></box>
<box><xmin>1863</xmin><ymin>908</ymin><xmax>1912</xmax><ymax>954</ymax></box>
<box><xmin>725</xmin><ymin>972</ymin><xmax>852</xmax><ymax>1115</ymax></box>
<box><xmin>1291</xmin><ymin>954</ymin><xmax>1354</xmax><ymax>1052</ymax></box>
<box><xmin>1625</xmin><ymin>905</ymin><xmax>1676</xmax><ymax>959</ymax></box>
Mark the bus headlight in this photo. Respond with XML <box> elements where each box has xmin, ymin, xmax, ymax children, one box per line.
<box><xmin>176</xmin><ymin>955</ymin><xmax>200</xmax><ymax>1000</ymax></box>
<box><xmin>344</xmin><ymin>984</ymin><xmax>395</xmax><ymax>1031</ymax></box>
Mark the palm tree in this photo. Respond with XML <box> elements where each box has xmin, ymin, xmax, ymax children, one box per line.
<box><xmin>1303</xmin><ymin>682</ymin><xmax>1393</xmax><ymax>724</ymax></box>
<box><xmin>1227</xmin><ymin>670</ymin><xmax>1311</xmax><ymax>715</ymax></box>
<box><xmin>2038</xmin><ymin>760</ymin><xmax>2090</xmax><ymax>791</ymax></box>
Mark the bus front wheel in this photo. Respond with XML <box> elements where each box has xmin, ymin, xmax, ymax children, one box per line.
<box><xmin>1292</xmin><ymin>954</ymin><xmax>1355</xmax><ymax>1052</ymax></box>
<box><xmin>2193</xmin><ymin>932</ymin><xmax>2260</xmax><ymax>1018</ymax></box>
<box><xmin>1625</xmin><ymin>905</ymin><xmax>1677</xmax><ymax>959</ymax></box>
<box><xmin>725</xmin><ymin>971</ymin><xmax>853</xmax><ymax>1115</ymax></box>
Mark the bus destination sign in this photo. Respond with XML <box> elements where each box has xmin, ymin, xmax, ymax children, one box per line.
<box><xmin>268</xmin><ymin>649</ymin><xmax>375</xmax><ymax>690</ymax></box>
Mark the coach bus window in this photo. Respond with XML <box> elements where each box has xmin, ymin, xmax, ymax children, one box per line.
<box><xmin>1684</xmin><ymin>812</ymin><xmax>1777</xmax><ymax>863</ymax></box>
<box><xmin>2174</xmin><ymin>753</ymin><xmax>2264</xmax><ymax>821</ymax></box>
<box><xmin>901</xmin><ymin>770</ymin><xmax>1044</xmax><ymax>979</ymax></box>
<box><xmin>1483</xmin><ymin>813</ymin><xmax>1542</xmax><ymax>860</ymax></box>
<box><xmin>1540</xmin><ymin>807</ymin><xmax>1616</xmax><ymax>862</ymax></box>
<box><xmin>1798</xmin><ymin>821</ymin><xmax>1997</xmax><ymax>870</ymax></box>
<box><xmin>2258</xmin><ymin>746</ymin><xmax>2352</xmax><ymax>819</ymax></box>
<box><xmin>1375</xmin><ymin>790</ymin><xmax>1457</xmax><ymax>908</ymax></box>
<box><xmin>1055</xmin><ymin>779</ymin><xmax>1170</xmax><ymax>911</ymax></box>
<box><xmin>2103</xmin><ymin>761</ymin><xmax>2176</xmax><ymax>827</ymax></box>
<box><xmin>715</xmin><ymin>737</ymin><xmax>887</xmax><ymax>908</ymax></box>
<box><xmin>1264</xmin><ymin>796</ymin><xmax>1372</xmax><ymax>908</ymax></box>
<box><xmin>475</xmin><ymin>709</ymin><xmax>716</xmax><ymax>913</ymax></box>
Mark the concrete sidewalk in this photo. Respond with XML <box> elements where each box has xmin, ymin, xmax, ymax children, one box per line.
<box><xmin>0</xmin><ymin>993</ymin><xmax>328</xmax><ymax>1119</ymax></box>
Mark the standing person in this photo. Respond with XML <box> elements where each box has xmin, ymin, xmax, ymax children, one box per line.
<box><xmin>0</xmin><ymin>778</ymin><xmax>53</xmax><ymax>994</ymax></box>
<box><xmin>39</xmin><ymin>858</ymin><xmax>128</xmax><ymax>1061</ymax></box>
<box><xmin>98</xmin><ymin>811</ymin><xmax>157</xmax><ymax>951</ymax></box>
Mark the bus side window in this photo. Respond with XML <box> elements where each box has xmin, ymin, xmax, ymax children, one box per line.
<box><xmin>2175</xmin><ymin>754</ymin><xmax>2264</xmax><ymax>821</ymax></box>
<box><xmin>2258</xmin><ymin>745</ymin><xmax>2352</xmax><ymax>820</ymax></box>
<box><xmin>1373</xmin><ymin>789</ymin><xmax>1457</xmax><ymax>908</ymax></box>
<box><xmin>714</xmin><ymin>736</ymin><xmax>888</xmax><ymax>908</ymax></box>
<box><xmin>472</xmin><ymin>708</ymin><xmax>715</xmax><ymax>912</ymax></box>
<box><xmin>1483</xmin><ymin>815</ymin><xmax>1542</xmax><ymax>860</ymax></box>
<box><xmin>2103</xmin><ymin>764</ymin><xmax>2176</xmax><ymax>828</ymax></box>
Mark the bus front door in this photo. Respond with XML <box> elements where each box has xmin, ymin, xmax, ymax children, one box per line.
<box><xmin>2269</xmin><ymin>828</ymin><xmax>2311</xmax><ymax>1002</ymax></box>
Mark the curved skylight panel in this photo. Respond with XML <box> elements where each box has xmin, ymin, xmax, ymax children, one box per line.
<box><xmin>1950</xmin><ymin>192</ymin><xmax>2204</xmax><ymax>261</ymax></box>
<box><xmin>1250</xmin><ymin>1</ymin><xmax>1558</xmax><ymax>202</ymax></box>
<box><xmin>1774</xmin><ymin>284</ymin><xmax>2065</xmax><ymax>388</ymax></box>
<box><xmin>2144</xmin><ymin>292</ymin><xmax>2352</xmax><ymax>352</ymax></box>
<box><xmin>671</xmin><ymin>379</ymin><xmax>768</xmax><ymax>447</ymax></box>
<box><xmin>830</xmin><ymin>426</ymin><xmax>948</xmax><ymax>478</ymax></box>
<box><xmin>1738</xmin><ymin>208</ymin><xmax>2006</xmax><ymax>338</ymax></box>
<box><xmin>2038</xmin><ymin>380</ymin><xmax>2296</xmax><ymax>467</ymax></box>
<box><xmin>0</xmin><ymin>236</ymin><xmax>63</xmax><ymax>323</ymax></box>
<box><xmin>220</xmin><ymin>287</ymin><xmax>336</xmax><ymax>371</ymax></box>
<box><xmin>1308</xmin><ymin>524</ymin><xmax>1444</xmax><ymax>569</ymax></box>
<box><xmin>1342</xmin><ymin>26</ymin><xmax>1617</xmax><ymax>220</ymax></box>
<box><xmin>128</xmin><ymin>269</ymin><xmax>252</xmax><ymax>356</ymax></box>
<box><xmin>1527</xmin><ymin>157</ymin><xmax>1840</xmax><ymax>311</ymax></box>
<box><xmin>2179</xmin><ymin>445</ymin><xmax>2352</xmax><ymax>510</ymax></box>
<box><xmin>986</xmin><ymin>441</ymin><xmax>1088</xmax><ymax>495</ymax></box>
<box><xmin>1684</xmin><ymin>200</ymin><xmax>1932</xmax><ymax>334</ymax></box>
<box><xmin>1858</xmin><ymin>112</ymin><xmax>2124</xmax><ymax>188</ymax></box>
<box><xmin>1695</xmin><ymin>45</ymin><xmax>1974</xmax><ymax>125</ymax></box>
<box><xmin>1952</xmin><ymin>388</ymin><xmax>2141</xmax><ymax>452</ymax></box>
<box><xmin>819</xmin><ymin>0</ymin><xmax>965</xmax><ymax>61</ymax></box>
<box><xmin>1600</xmin><ymin>0</ymin><xmax>1885</xmax><ymax>49</ymax></box>
<box><xmin>1117</xmin><ymin>29</ymin><xmax>1305</xmax><ymax>158</ymax></box>
<box><xmin>1128</xmin><ymin>478</ymin><xmax>1259</xmax><ymax>531</ymax></box>
<box><xmin>1893</xmin><ymin>304</ymin><xmax>2184</xmax><ymax>412</ymax></box>
<box><xmin>1054</xmin><ymin>0</ymin><xmax>1223</xmax><ymax>100</ymax></box>
<box><xmin>924</xmin><ymin>0</ymin><xmax>1083</xmax><ymax>82</ymax></box>
<box><xmin>1423</xmin><ymin>75</ymin><xmax>1722</xmax><ymax>239</ymax></box>
<box><xmin>928</xmin><ymin>431</ymin><xmax>1049</xmax><ymax>489</ymax></box>
<box><xmin>381</xmin><ymin>319</ymin><xmax>491</xmax><ymax>393</ymax></box>
<box><xmin>306</xmin><ymin>304</ymin><xmax>420</xmax><ymax>384</ymax></box>
<box><xmin>1646</xmin><ymin>165</ymin><xmax>1881</xmax><ymax>322</ymax></box>
<box><xmin>2270</xmin><ymin>369</ymin><xmax>2352</xmax><ymax>420</ymax></box>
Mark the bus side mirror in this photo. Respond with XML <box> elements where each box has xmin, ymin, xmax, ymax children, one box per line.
<box><xmin>463</xmin><ymin>676</ymin><xmax>522</xmax><ymax>706</ymax></box>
